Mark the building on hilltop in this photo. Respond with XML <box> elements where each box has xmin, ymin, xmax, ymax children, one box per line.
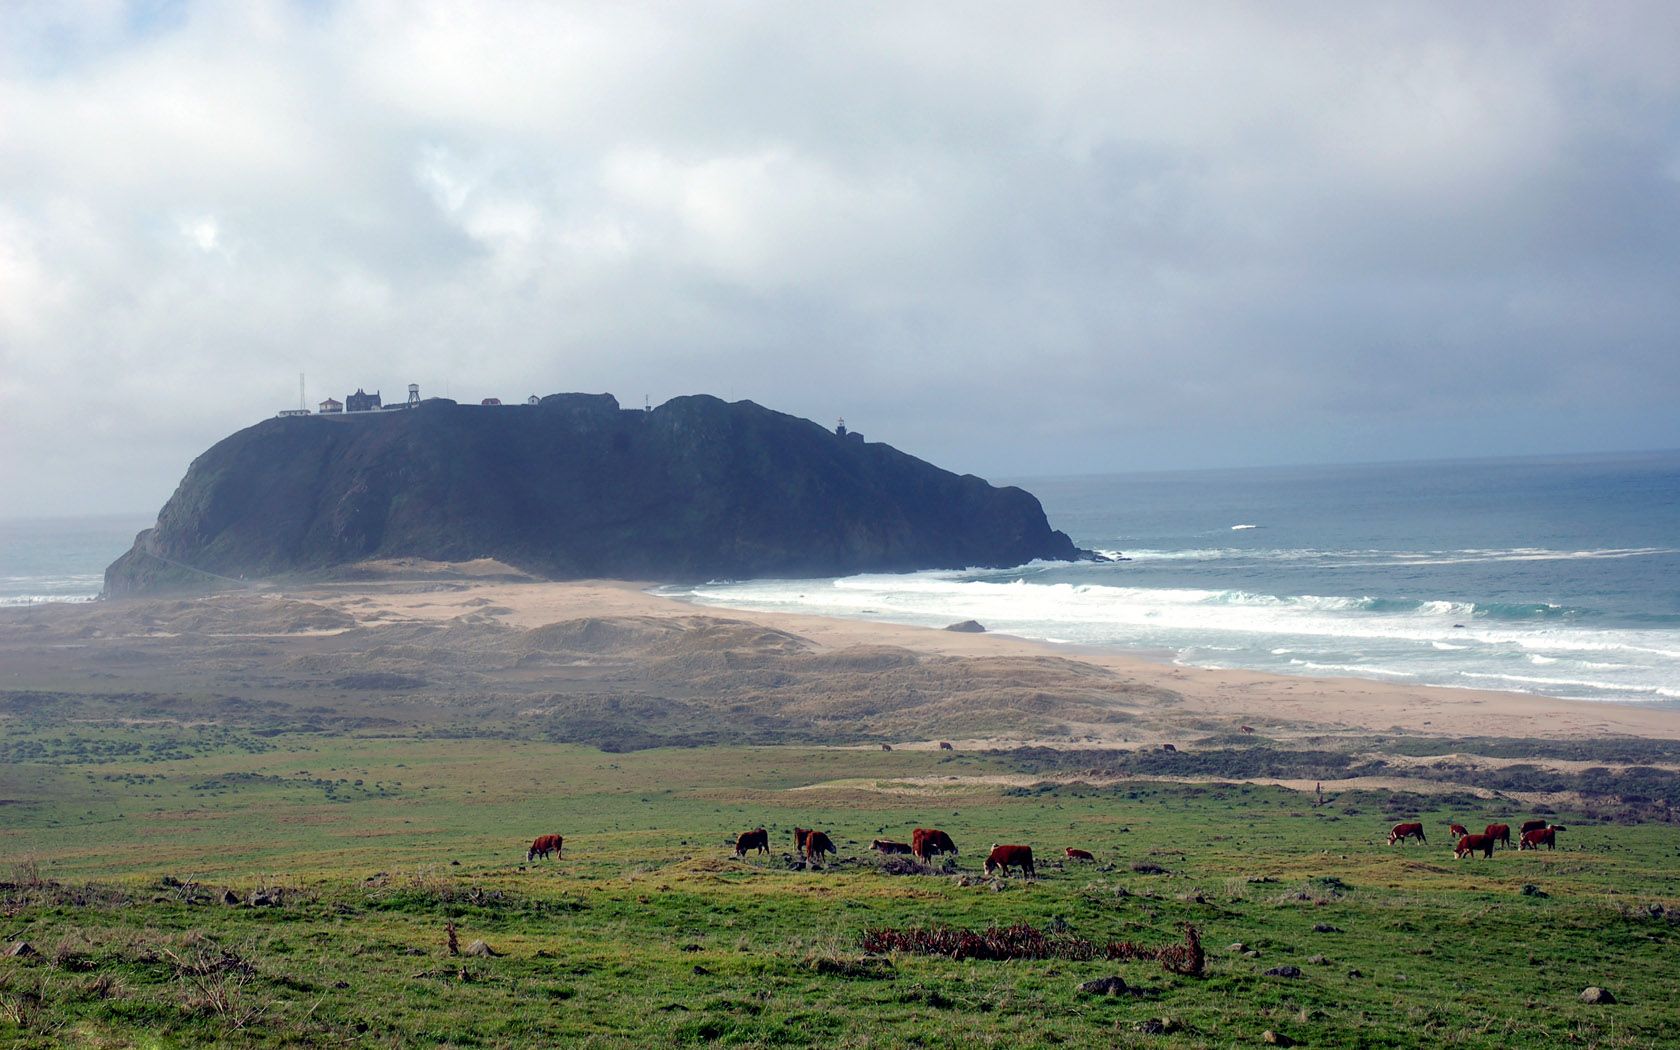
<box><xmin>318</xmin><ymin>397</ymin><xmax>343</xmax><ymax>414</ymax></box>
<box><xmin>346</xmin><ymin>388</ymin><xmax>381</xmax><ymax>413</ymax></box>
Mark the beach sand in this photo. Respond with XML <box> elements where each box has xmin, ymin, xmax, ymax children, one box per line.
<box><xmin>287</xmin><ymin>575</ymin><xmax>1680</xmax><ymax>744</ymax></box>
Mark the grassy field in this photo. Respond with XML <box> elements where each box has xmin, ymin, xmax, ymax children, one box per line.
<box><xmin>4</xmin><ymin>722</ymin><xmax>1678</xmax><ymax>1048</ymax></box>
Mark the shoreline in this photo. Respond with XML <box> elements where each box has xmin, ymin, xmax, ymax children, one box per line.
<box><xmin>276</xmin><ymin>575</ymin><xmax>1680</xmax><ymax>742</ymax></box>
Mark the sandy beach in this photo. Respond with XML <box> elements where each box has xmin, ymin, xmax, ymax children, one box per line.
<box><xmin>281</xmin><ymin>573</ymin><xmax>1680</xmax><ymax>744</ymax></box>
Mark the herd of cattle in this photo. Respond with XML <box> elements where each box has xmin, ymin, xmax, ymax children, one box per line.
<box><xmin>1387</xmin><ymin>818</ymin><xmax>1566</xmax><ymax>858</ymax></box>
<box><xmin>524</xmin><ymin>817</ymin><xmax>1568</xmax><ymax>872</ymax></box>
<box><xmin>743</xmin><ymin>825</ymin><xmax>1050</xmax><ymax>876</ymax></box>
<box><xmin>525</xmin><ymin>826</ymin><xmax>1070</xmax><ymax>876</ymax></box>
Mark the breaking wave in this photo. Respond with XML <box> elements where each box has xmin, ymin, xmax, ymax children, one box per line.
<box><xmin>672</xmin><ymin>568</ymin><xmax>1680</xmax><ymax>706</ymax></box>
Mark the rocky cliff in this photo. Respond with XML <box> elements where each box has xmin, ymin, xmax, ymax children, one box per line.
<box><xmin>104</xmin><ymin>394</ymin><xmax>1085</xmax><ymax>595</ymax></box>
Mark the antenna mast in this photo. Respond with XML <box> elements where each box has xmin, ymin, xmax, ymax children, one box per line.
<box><xmin>299</xmin><ymin>373</ymin><xmax>305</xmax><ymax>411</ymax></box>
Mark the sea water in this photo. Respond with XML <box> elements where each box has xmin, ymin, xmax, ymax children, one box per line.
<box><xmin>0</xmin><ymin>515</ymin><xmax>150</xmax><ymax>606</ymax></box>
<box><xmin>672</xmin><ymin>451</ymin><xmax>1680</xmax><ymax>706</ymax></box>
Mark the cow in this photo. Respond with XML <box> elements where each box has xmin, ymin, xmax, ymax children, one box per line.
<box><xmin>984</xmin><ymin>844</ymin><xmax>1035</xmax><ymax>878</ymax></box>
<box><xmin>1388</xmin><ymin>822</ymin><xmax>1427</xmax><ymax>845</ymax></box>
<box><xmin>527</xmin><ymin>834</ymin><xmax>564</xmax><ymax>861</ymax></box>
<box><xmin>880</xmin><ymin>743</ymin><xmax>893</xmax><ymax>751</ymax></box>
<box><xmin>793</xmin><ymin>827</ymin><xmax>813</xmax><ymax>853</ymax></box>
<box><xmin>804</xmin><ymin>830</ymin><xmax>836</xmax><ymax>866</ymax></box>
<box><xmin>1240</xmin><ymin>725</ymin><xmax>1255</xmax><ymax>734</ymax></box>
<box><xmin>1448</xmin><ymin>823</ymin><xmax>1469</xmax><ymax>839</ymax></box>
<box><xmin>1455</xmin><ymin>833</ymin><xmax>1494</xmax><ymax>859</ymax></box>
<box><xmin>1519</xmin><ymin>819</ymin><xmax>1549</xmax><ymax>835</ymax></box>
<box><xmin>734</xmin><ymin>827</ymin><xmax>769</xmax><ymax>858</ymax></box>
<box><xmin>938</xmin><ymin>741</ymin><xmax>955</xmax><ymax>751</ymax></box>
<box><xmin>1485</xmin><ymin>824</ymin><xmax>1512</xmax><ymax>850</ymax></box>
<box><xmin>871</xmin><ymin>839</ymin><xmax>913</xmax><ymax>855</ymax></box>
<box><xmin>1161</xmin><ymin>743</ymin><xmax>1177</xmax><ymax>753</ymax></box>
<box><xmin>1065</xmin><ymin>847</ymin><xmax>1095</xmax><ymax>862</ymax></box>
<box><xmin>912</xmin><ymin>827</ymin><xmax>958</xmax><ymax>865</ymax></box>
<box><xmin>1520</xmin><ymin>825</ymin><xmax>1564</xmax><ymax>851</ymax></box>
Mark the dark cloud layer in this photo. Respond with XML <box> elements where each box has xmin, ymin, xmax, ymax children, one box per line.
<box><xmin>3</xmin><ymin>2</ymin><xmax>1678</xmax><ymax>517</ymax></box>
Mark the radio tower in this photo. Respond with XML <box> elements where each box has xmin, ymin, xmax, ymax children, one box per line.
<box><xmin>298</xmin><ymin>373</ymin><xmax>305</xmax><ymax>411</ymax></box>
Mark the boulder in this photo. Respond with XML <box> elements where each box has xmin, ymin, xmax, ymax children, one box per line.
<box><xmin>1264</xmin><ymin>965</ymin><xmax>1303</xmax><ymax>978</ymax></box>
<box><xmin>944</xmin><ymin>620</ymin><xmax>987</xmax><ymax>633</ymax></box>
<box><xmin>463</xmin><ymin>940</ymin><xmax>501</xmax><ymax>958</ymax></box>
<box><xmin>1133</xmin><ymin>1017</ymin><xmax>1181</xmax><ymax>1034</ymax></box>
<box><xmin>1579</xmin><ymin>986</ymin><xmax>1616</xmax><ymax>1004</ymax></box>
<box><xmin>4</xmin><ymin>941</ymin><xmax>36</xmax><ymax>958</ymax></box>
<box><xmin>1077</xmin><ymin>975</ymin><xmax>1131</xmax><ymax>996</ymax></box>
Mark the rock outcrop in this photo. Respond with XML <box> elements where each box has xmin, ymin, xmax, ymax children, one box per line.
<box><xmin>106</xmin><ymin>394</ymin><xmax>1085</xmax><ymax>595</ymax></box>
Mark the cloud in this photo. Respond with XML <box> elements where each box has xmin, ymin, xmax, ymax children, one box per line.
<box><xmin>1</xmin><ymin>1</ymin><xmax>1678</xmax><ymax>518</ymax></box>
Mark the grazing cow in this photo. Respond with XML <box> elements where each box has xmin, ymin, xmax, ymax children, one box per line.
<box><xmin>871</xmin><ymin>839</ymin><xmax>913</xmax><ymax>855</ymax></box>
<box><xmin>793</xmin><ymin>827</ymin><xmax>813</xmax><ymax>853</ymax></box>
<box><xmin>1240</xmin><ymin>725</ymin><xmax>1255</xmax><ymax>734</ymax></box>
<box><xmin>1448</xmin><ymin>823</ymin><xmax>1469</xmax><ymax>839</ymax></box>
<box><xmin>1161</xmin><ymin>743</ymin><xmax>1177</xmax><ymax>753</ymax></box>
<box><xmin>938</xmin><ymin>741</ymin><xmax>955</xmax><ymax>751</ymax></box>
<box><xmin>1520</xmin><ymin>825</ymin><xmax>1564</xmax><ymax>851</ymax></box>
<box><xmin>880</xmin><ymin>743</ymin><xmax>893</xmax><ymax>751</ymax></box>
<box><xmin>1485</xmin><ymin>824</ymin><xmax>1512</xmax><ymax>849</ymax></box>
<box><xmin>1388</xmin><ymin>822</ymin><xmax>1427</xmax><ymax>845</ymax></box>
<box><xmin>804</xmin><ymin>830</ymin><xmax>836</xmax><ymax>866</ymax></box>
<box><xmin>527</xmin><ymin>834</ymin><xmax>564</xmax><ymax>861</ymax></box>
<box><xmin>1455</xmin><ymin>833</ymin><xmax>1494</xmax><ymax>859</ymax></box>
<box><xmin>734</xmin><ymin>827</ymin><xmax>769</xmax><ymax>858</ymax></box>
<box><xmin>1065</xmin><ymin>847</ymin><xmax>1095</xmax><ymax>862</ymax></box>
<box><xmin>912</xmin><ymin>827</ymin><xmax>959</xmax><ymax>865</ymax></box>
<box><xmin>1519</xmin><ymin>819</ymin><xmax>1549</xmax><ymax>835</ymax></box>
<box><xmin>984</xmin><ymin>844</ymin><xmax>1035</xmax><ymax>878</ymax></box>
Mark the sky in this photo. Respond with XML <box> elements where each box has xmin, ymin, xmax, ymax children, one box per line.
<box><xmin>3</xmin><ymin>1</ymin><xmax>1679</xmax><ymax>519</ymax></box>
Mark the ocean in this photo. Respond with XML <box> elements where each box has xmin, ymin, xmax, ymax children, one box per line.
<box><xmin>6</xmin><ymin>452</ymin><xmax>1678</xmax><ymax>705</ymax></box>
<box><xmin>671</xmin><ymin>451</ymin><xmax>1680</xmax><ymax>706</ymax></box>
<box><xmin>0</xmin><ymin>515</ymin><xmax>151</xmax><ymax>607</ymax></box>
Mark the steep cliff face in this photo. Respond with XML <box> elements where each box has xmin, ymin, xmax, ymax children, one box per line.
<box><xmin>104</xmin><ymin>394</ymin><xmax>1084</xmax><ymax>595</ymax></box>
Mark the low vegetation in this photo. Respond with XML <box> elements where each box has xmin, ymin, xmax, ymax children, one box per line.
<box><xmin>4</xmin><ymin>721</ymin><xmax>1680</xmax><ymax>1047</ymax></box>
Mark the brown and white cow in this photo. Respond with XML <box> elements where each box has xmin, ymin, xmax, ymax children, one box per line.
<box><xmin>1455</xmin><ymin>833</ymin><xmax>1494</xmax><ymax>859</ymax></box>
<box><xmin>793</xmin><ymin>827</ymin><xmax>813</xmax><ymax>853</ymax></box>
<box><xmin>1448</xmin><ymin>823</ymin><xmax>1469</xmax><ymax>839</ymax></box>
<box><xmin>984</xmin><ymin>844</ymin><xmax>1035</xmax><ymax>877</ymax></box>
<box><xmin>1519</xmin><ymin>819</ymin><xmax>1549</xmax><ymax>835</ymax></box>
<box><xmin>871</xmin><ymin>839</ymin><xmax>913</xmax><ymax>855</ymax></box>
<box><xmin>734</xmin><ymin>827</ymin><xmax>769</xmax><ymax>857</ymax></box>
<box><xmin>1519</xmin><ymin>825</ymin><xmax>1565</xmax><ymax>851</ymax></box>
<box><xmin>1484</xmin><ymin>823</ymin><xmax>1512</xmax><ymax>849</ymax></box>
<box><xmin>804</xmin><ymin>830</ymin><xmax>836</xmax><ymax>866</ymax></box>
<box><xmin>912</xmin><ymin>827</ymin><xmax>958</xmax><ymax>865</ymax></box>
<box><xmin>528</xmin><ymin>834</ymin><xmax>564</xmax><ymax>861</ymax></box>
<box><xmin>1388</xmin><ymin>822</ymin><xmax>1427</xmax><ymax>845</ymax></box>
<box><xmin>1065</xmin><ymin>847</ymin><xmax>1095</xmax><ymax>862</ymax></box>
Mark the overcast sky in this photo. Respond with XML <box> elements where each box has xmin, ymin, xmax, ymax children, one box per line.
<box><xmin>3</xmin><ymin>2</ymin><xmax>1678</xmax><ymax>519</ymax></box>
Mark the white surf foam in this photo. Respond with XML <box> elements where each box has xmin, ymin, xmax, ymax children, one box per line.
<box><xmin>673</xmin><ymin>570</ymin><xmax>1680</xmax><ymax>705</ymax></box>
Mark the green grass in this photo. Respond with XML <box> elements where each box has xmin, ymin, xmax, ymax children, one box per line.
<box><xmin>3</xmin><ymin>728</ymin><xmax>1677</xmax><ymax>1047</ymax></box>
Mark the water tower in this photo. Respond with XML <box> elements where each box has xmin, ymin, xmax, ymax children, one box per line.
<box><xmin>407</xmin><ymin>383</ymin><xmax>420</xmax><ymax>407</ymax></box>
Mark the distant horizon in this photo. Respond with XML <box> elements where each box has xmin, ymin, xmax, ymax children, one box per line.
<box><xmin>6</xmin><ymin>438</ymin><xmax>1676</xmax><ymax>525</ymax></box>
